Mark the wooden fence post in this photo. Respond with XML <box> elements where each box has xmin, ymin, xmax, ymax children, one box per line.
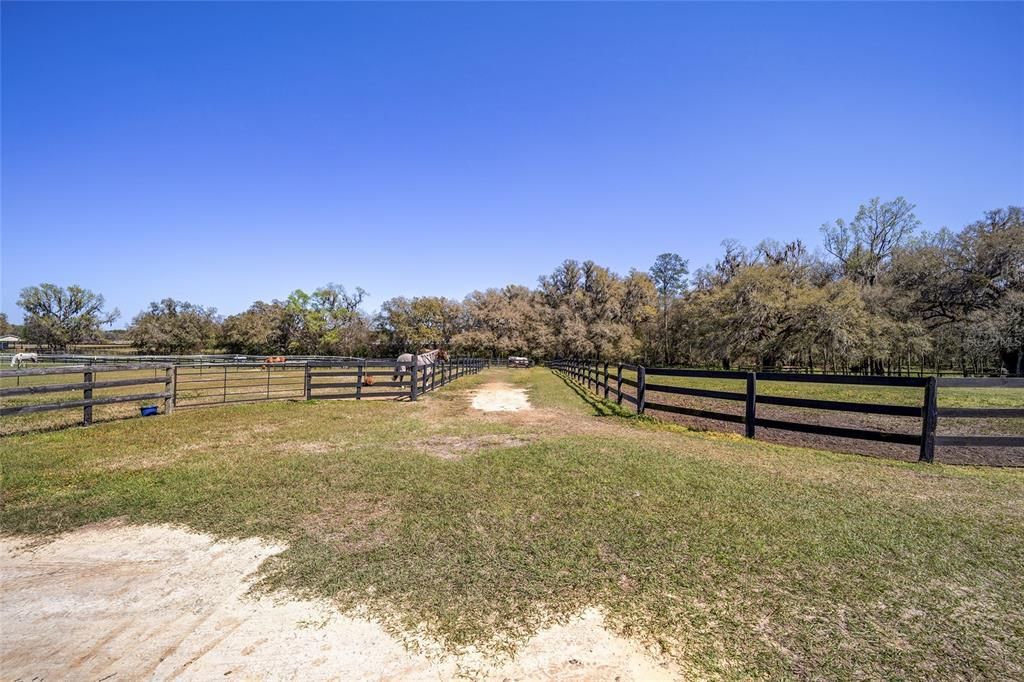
<box><xmin>410</xmin><ymin>354</ymin><xmax>419</xmax><ymax>401</ymax></box>
<box><xmin>164</xmin><ymin>366</ymin><xmax>175</xmax><ymax>415</ymax></box>
<box><xmin>356</xmin><ymin>362</ymin><xmax>364</xmax><ymax>400</ymax></box>
<box><xmin>430</xmin><ymin>363</ymin><xmax>436</xmax><ymax>391</ymax></box>
<box><xmin>83</xmin><ymin>369</ymin><xmax>93</xmax><ymax>425</ymax></box>
<box><xmin>305</xmin><ymin>363</ymin><xmax>312</xmax><ymax>400</ymax></box>
<box><xmin>919</xmin><ymin>376</ymin><xmax>938</xmax><ymax>463</ymax></box>
<box><xmin>616</xmin><ymin>364</ymin><xmax>623</xmax><ymax>405</ymax></box>
<box><xmin>744</xmin><ymin>372</ymin><xmax>757</xmax><ymax>438</ymax></box>
<box><xmin>223</xmin><ymin>365</ymin><xmax>228</xmax><ymax>403</ymax></box>
<box><xmin>636</xmin><ymin>365</ymin><xmax>646</xmax><ymax>414</ymax></box>
<box><xmin>603</xmin><ymin>362</ymin><xmax>609</xmax><ymax>400</ymax></box>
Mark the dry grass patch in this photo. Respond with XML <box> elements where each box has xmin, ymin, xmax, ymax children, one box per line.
<box><xmin>303</xmin><ymin>494</ymin><xmax>396</xmax><ymax>554</ymax></box>
<box><xmin>415</xmin><ymin>434</ymin><xmax>535</xmax><ymax>461</ymax></box>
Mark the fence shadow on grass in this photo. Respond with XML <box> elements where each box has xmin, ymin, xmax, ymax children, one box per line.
<box><xmin>554</xmin><ymin>373</ymin><xmax>637</xmax><ymax>419</ymax></box>
<box><xmin>0</xmin><ymin>412</ymin><xmax>147</xmax><ymax>439</ymax></box>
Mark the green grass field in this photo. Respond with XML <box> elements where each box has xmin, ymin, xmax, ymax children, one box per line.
<box><xmin>3</xmin><ymin>368</ymin><xmax>1023</xmax><ymax>678</ymax></box>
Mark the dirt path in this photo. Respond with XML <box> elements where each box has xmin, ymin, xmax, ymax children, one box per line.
<box><xmin>470</xmin><ymin>382</ymin><xmax>532</xmax><ymax>412</ymax></box>
<box><xmin>0</xmin><ymin>522</ymin><xmax>674</xmax><ymax>681</ymax></box>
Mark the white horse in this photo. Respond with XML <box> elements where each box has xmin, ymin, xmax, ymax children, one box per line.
<box><xmin>394</xmin><ymin>348</ymin><xmax>449</xmax><ymax>386</ymax></box>
<box><xmin>10</xmin><ymin>352</ymin><xmax>38</xmax><ymax>368</ymax></box>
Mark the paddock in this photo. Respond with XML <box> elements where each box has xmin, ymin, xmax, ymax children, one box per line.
<box><xmin>0</xmin><ymin>356</ymin><xmax>485</xmax><ymax>435</ymax></box>
<box><xmin>3</xmin><ymin>368</ymin><xmax>1023</xmax><ymax>679</ymax></box>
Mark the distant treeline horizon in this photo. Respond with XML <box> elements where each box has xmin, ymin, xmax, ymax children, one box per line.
<box><xmin>4</xmin><ymin>199</ymin><xmax>1022</xmax><ymax>375</ymax></box>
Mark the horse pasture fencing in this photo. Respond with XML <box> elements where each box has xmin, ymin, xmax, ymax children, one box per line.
<box><xmin>0</xmin><ymin>364</ymin><xmax>175</xmax><ymax>426</ymax></box>
<box><xmin>550</xmin><ymin>359</ymin><xmax>1024</xmax><ymax>466</ymax></box>
<box><xmin>1</xmin><ymin>357</ymin><xmax>485</xmax><ymax>432</ymax></box>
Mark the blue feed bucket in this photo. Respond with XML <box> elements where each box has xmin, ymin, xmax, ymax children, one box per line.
<box><xmin>140</xmin><ymin>405</ymin><xmax>159</xmax><ymax>417</ymax></box>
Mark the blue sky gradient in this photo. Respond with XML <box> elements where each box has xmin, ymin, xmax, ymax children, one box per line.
<box><xmin>2</xmin><ymin>1</ymin><xmax>1022</xmax><ymax>324</ymax></box>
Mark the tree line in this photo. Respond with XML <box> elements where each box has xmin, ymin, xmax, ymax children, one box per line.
<box><xmin>6</xmin><ymin>199</ymin><xmax>1022</xmax><ymax>375</ymax></box>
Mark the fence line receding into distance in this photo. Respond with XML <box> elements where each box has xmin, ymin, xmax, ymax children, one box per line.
<box><xmin>1</xmin><ymin>357</ymin><xmax>485</xmax><ymax>429</ymax></box>
<box><xmin>550</xmin><ymin>358</ymin><xmax>1024</xmax><ymax>464</ymax></box>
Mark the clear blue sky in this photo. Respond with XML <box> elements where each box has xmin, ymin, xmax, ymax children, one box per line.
<box><xmin>2</xmin><ymin>1</ymin><xmax>1022</xmax><ymax>325</ymax></box>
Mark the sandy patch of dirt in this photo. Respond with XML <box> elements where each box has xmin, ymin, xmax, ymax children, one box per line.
<box><xmin>0</xmin><ymin>523</ymin><xmax>674</xmax><ymax>681</ymax></box>
<box><xmin>471</xmin><ymin>383</ymin><xmax>532</xmax><ymax>412</ymax></box>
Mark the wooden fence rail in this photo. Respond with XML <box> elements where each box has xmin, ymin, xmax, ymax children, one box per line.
<box><xmin>550</xmin><ymin>358</ymin><xmax>1024</xmax><ymax>464</ymax></box>
<box><xmin>1</xmin><ymin>358</ymin><xmax>486</xmax><ymax>429</ymax></box>
<box><xmin>0</xmin><ymin>364</ymin><xmax>175</xmax><ymax>424</ymax></box>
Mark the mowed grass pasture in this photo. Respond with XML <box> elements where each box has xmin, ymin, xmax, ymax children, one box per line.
<box><xmin>3</xmin><ymin>368</ymin><xmax>1024</xmax><ymax>678</ymax></box>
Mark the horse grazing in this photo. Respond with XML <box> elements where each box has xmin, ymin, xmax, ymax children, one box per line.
<box><xmin>10</xmin><ymin>352</ymin><xmax>38</xmax><ymax>368</ymax></box>
<box><xmin>393</xmin><ymin>348</ymin><xmax>449</xmax><ymax>386</ymax></box>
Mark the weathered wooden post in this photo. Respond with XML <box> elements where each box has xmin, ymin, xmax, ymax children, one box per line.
<box><xmin>744</xmin><ymin>372</ymin><xmax>757</xmax><ymax>439</ymax></box>
<box><xmin>355</xmin><ymin>361</ymin><xmax>364</xmax><ymax>400</ymax></box>
<box><xmin>410</xmin><ymin>354</ymin><xmax>419</xmax><ymax>401</ymax></box>
<box><xmin>164</xmin><ymin>366</ymin><xmax>176</xmax><ymax>415</ymax></box>
<box><xmin>919</xmin><ymin>376</ymin><xmax>938</xmax><ymax>463</ymax></box>
<box><xmin>83</xmin><ymin>369</ymin><xmax>93</xmax><ymax>425</ymax></box>
<box><xmin>304</xmin><ymin>363</ymin><xmax>312</xmax><ymax>400</ymax></box>
<box><xmin>616</xmin><ymin>364</ymin><xmax>623</xmax><ymax>405</ymax></box>
<box><xmin>222</xmin><ymin>364</ymin><xmax>228</xmax><ymax>403</ymax></box>
<box><xmin>636</xmin><ymin>365</ymin><xmax>646</xmax><ymax>414</ymax></box>
<box><xmin>603</xmin><ymin>362</ymin><xmax>610</xmax><ymax>400</ymax></box>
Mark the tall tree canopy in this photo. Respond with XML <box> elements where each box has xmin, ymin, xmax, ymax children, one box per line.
<box><xmin>11</xmin><ymin>201</ymin><xmax>1020</xmax><ymax>374</ymax></box>
<box><xmin>128</xmin><ymin>299</ymin><xmax>219</xmax><ymax>354</ymax></box>
<box><xmin>649</xmin><ymin>252</ymin><xmax>689</xmax><ymax>363</ymax></box>
<box><xmin>18</xmin><ymin>284</ymin><xmax>119</xmax><ymax>350</ymax></box>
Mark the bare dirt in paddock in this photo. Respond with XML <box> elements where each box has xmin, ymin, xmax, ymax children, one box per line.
<box><xmin>0</xmin><ymin>522</ymin><xmax>673</xmax><ymax>681</ymax></box>
<box><xmin>416</xmin><ymin>434</ymin><xmax>536</xmax><ymax>460</ymax></box>
<box><xmin>470</xmin><ymin>382</ymin><xmax>533</xmax><ymax>412</ymax></box>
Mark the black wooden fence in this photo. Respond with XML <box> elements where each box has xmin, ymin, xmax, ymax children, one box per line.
<box><xmin>1</xmin><ymin>358</ymin><xmax>485</xmax><ymax>428</ymax></box>
<box><xmin>304</xmin><ymin>357</ymin><xmax>480</xmax><ymax>402</ymax></box>
<box><xmin>550</xmin><ymin>359</ymin><xmax>1024</xmax><ymax>464</ymax></box>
